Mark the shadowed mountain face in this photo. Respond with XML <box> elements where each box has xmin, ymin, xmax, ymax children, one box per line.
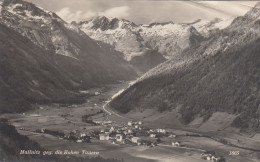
<box><xmin>110</xmin><ymin>4</ymin><xmax>260</xmax><ymax>131</ymax></box>
<box><xmin>0</xmin><ymin>0</ymin><xmax>137</xmax><ymax>113</ymax></box>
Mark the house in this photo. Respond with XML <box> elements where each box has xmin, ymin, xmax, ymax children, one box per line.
<box><xmin>99</xmin><ymin>134</ymin><xmax>109</xmax><ymax>140</ymax></box>
<box><xmin>131</xmin><ymin>137</ymin><xmax>141</xmax><ymax>143</ymax></box>
<box><xmin>110</xmin><ymin>127</ymin><xmax>115</xmax><ymax>132</ymax></box>
<box><xmin>150</xmin><ymin>134</ymin><xmax>157</xmax><ymax>138</ymax></box>
<box><xmin>157</xmin><ymin>129</ymin><xmax>166</xmax><ymax>133</ymax></box>
<box><xmin>81</xmin><ymin>133</ymin><xmax>87</xmax><ymax>137</ymax></box>
<box><xmin>41</xmin><ymin>128</ymin><xmax>46</xmax><ymax>133</ymax></box>
<box><xmin>93</xmin><ymin>121</ymin><xmax>102</xmax><ymax>125</ymax></box>
<box><xmin>128</xmin><ymin>121</ymin><xmax>132</xmax><ymax>126</ymax></box>
<box><xmin>76</xmin><ymin>139</ymin><xmax>83</xmax><ymax>143</ymax></box>
<box><xmin>201</xmin><ymin>154</ymin><xmax>221</xmax><ymax>162</ymax></box>
<box><xmin>135</xmin><ymin>125</ymin><xmax>139</xmax><ymax>129</ymax></box>
<box><xmin>212</xmin><ymin>156</ymin><xmax>221</xmax><ymax>162</ymax></box>
<box><xmin>127</xmin><ymin>129</ymin><xmax>133</xmax><ymax>134</ymax></box>
<box><xmin>172</xmin><ymin>141</ymin><xmax>180</xmax><ymax>147</ymax></box>
<box><xmin>201</xmin><ymin>153</ymin><xmax>213</xmax><ymax>161</ymax></box>
<box><xmin>123</xmin><ymin>130</ymin><xmax>128</xmax><ymax>135</ymax></box>
<box><xmin>138</xmin><ymin>121</ymin><xmax>142</xmax><ymax>125</ymax></box>
<box><xmin>116</xmin><ymin>134</ymin><xmax>124</xmax><ymax>142</ymax></box>
<box><xmin>169</xmin><ymin>134</ymin><xmax>176</xmax><ymax>138</ymax></box>
<box><xmin>95</xmin><ymin>92</ymin><xmax>100</xmax><ymax>95</ymax></box>
<box><xmin>103</xmin><ymin>121</ymin><xmax>112</xmax><ymax>125</ymax></box>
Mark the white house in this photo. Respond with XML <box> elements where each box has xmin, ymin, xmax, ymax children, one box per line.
<box><xmin>41</xmin><ymin>128</ymin><xmax>46</xmax><ymax>133</ymax></box>
<box><xmin>172</xmin><ymin>141</ymin><xmax>180</xmax><ymax>147</ymax></box>
<box><xmin>169</xmin><ymin>134</ymin><xmax>176</xmax><ymax>138</ymax></box>
<box><xmin>131</xmin><ymin>137</ymin><xmax>141</xmax><ymax>143</ymax></box>
<box><xmin>138</xmin><ymin>121</ymin><xmax>142</xmax><ymax>125</ymax></box>
<box><xmin>76</xmin><ymin>139</ymin><xmax>83</xmax><ymax>143</ymax></box>
<box><xmin>212</xmin><ymin>156</ymin><xmax>221</xmax><ymax>162</ymax></box>
<box><xmin>157</xmin><ymin>129</ymin><xmax>166</xmax><ymax>133</ymax></box>
<box><xmin>128</xmin><ymin>121</ymin><xmax>132</xmax><ymax>126</ymax></box>
<box><xmin>116</xmin><ymin>134</ymin><xmax>124</xmax><ymax>142</ymax></box>
<box><xmin>127</xmin><ymin>129</ymin><xmax>133</xmax><ymax>134</ymax></box>
<box><xmin>99</xmin><ymin>134</ymin><xmax>109</xmax><ymax>141</ymax></box>
<box><xmin>110</xmin><ymin>127</ymin><xmax>115</xmax><ymax>132</ymax></box>
<box><xmin>80</xmin><ymin>133</ymin><xmax>87</xmax><ymax>137</ymax></box>
<box><xmin>150</xmin><ymin>134</ymin><xmax>157</xmax><ymax>138</ymax></box>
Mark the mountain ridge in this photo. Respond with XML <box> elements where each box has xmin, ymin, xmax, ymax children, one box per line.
<box><xmin>110</xmin><ymin>3</ymin><xmax>260</xmax><ymax>131</ymax></box>
<box><xmin>0</xmin><ymin>0</ymin><xmax>137</xmax><ymax>113</ymax></box>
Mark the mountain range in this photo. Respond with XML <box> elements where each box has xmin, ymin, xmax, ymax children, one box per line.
<box><xmin>110</xmin><ymin>3</ymin><xmax>260</xmax><ymax>131</ymax></box>
<box><xmin>77</xmin><ymin>16</ymin><xmax>231</xmax><ymax>73</ymax></box>
<box><xmin>0</xmin><ymin>0</ymin><xmax>136</xmax><ymax>113</ymax></box>
<box><xmin>1</xmin><ymin>0</ymin><xmax>259</xmax><ymax>132</ymax></box>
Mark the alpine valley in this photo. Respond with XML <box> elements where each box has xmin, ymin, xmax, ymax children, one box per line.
<box><xmin>1</xmin><ymin>0</ymin><xmax>260</xmax><ymax>162</ymax></box>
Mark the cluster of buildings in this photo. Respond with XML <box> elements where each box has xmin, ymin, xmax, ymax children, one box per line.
<box><xmin>63</xmin><ymin>129</ymin><xmax>91</xmax><ymax>143</ymax></box>
<box><xmin>36</xmin><ymin>128</ymin><xmax>91</xmax><ymax>143</ymax></box>
<box><xmin>201</xmin><ymin>152</ymin><xmax>223</xmax><ymax>162</ymax></box>
<box><xmin>36</xmin><ymin>120</ymin><xmax>180</xmax><ymax>148</ymax></box>
<box><xmin>97</xmin><ymin>121</ymin><xmax>178</xmax><ymax>147</ymax></box>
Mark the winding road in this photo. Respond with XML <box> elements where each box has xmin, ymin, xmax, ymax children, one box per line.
<box><xmin>102</xmin><ymin>100</ymin><xmax>129</xmax><ymax>119</ymax></box>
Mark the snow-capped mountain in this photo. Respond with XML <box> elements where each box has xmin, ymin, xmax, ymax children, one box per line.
<box><xmin>137</xmin><ymin>3</ymin><xmax>260</xmax><ymax>81</ymax></box>
<box><xmin>0</xmin><ymin>0</ymin><xmax>84</xmax><ymax>59</ymax></box>
<box><xmin>110</xmin><ymin>3</ymin><xmax>260</xmax><ymax>131</ymax></box>
<box><xmin>0</xmin><ymin>0</ymin><xmax>137</xmax><ymax>113</ymax></box>
<box><xmin>0</xmin><ymin>0</ymin><xmax>136</xmax><ymax>79</ymax></box>
<box><xmin>78</xmin><ymin>16</ymin><xmax>232</xmax><ymax>60</ymax></box>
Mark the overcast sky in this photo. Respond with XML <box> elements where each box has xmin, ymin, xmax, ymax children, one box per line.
<box><xmin>25</xmin><ymin>0</ymin><xmax>258</xmax><ymax>24</ymax></box>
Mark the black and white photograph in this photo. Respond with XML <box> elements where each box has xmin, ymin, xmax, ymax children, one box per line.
<box><xmin>0</xmin><ymin>0</ymin><xmax>260</xmax><ymax>161</ymax></box>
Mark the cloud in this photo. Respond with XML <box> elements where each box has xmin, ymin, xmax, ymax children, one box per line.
<box><xmin>56</xmin><ymin>6</ymin><xmax>130</xmax><ymax>22</ymax></box>
<box><xmin>100</xmin><ymin>6</ymin><xmax>130</xmax><ymax>18</ymax></box>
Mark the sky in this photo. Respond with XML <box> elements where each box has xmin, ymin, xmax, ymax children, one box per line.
<box><xmin>25</xmin><ymin>0</ymin><xmax>258</xmax><ymax>24</ymax></box>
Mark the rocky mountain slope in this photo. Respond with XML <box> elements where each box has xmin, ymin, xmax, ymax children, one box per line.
<box><xmin>77</xmin><ymin>17</ymin><xmax>232</xmax><ymax>73</ymax></box>
<box><xmin>0</xmin><ymin>0</ymin><xmax>137</xmax><ymax>113</ymax></box>
<box><xmin>78</xmin><ymin>16</ymin><xmax>231</xmax><ymax>62</ymax></box>
<box><xmin>110</xmin><ymin>3</ymin><xmax>260</xmax><ymax>131</ymax></box>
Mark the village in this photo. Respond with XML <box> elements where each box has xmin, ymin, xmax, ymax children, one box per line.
<box><xmin>10</xmin><ymin>87</ymin><xmax>257</xmax><ymax>162</ymax></box>
<box><xmin>32</xmin><ymin>118</ymin><xmax>224</xmax><ymax>162</ymax></box>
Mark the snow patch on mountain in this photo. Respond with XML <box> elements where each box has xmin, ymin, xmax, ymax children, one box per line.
<box><xmin>0</xmin><ymin>0</ymin><xmax>83</xmax><ymax>59</ymax></box>
<box><xmin>78</xmin><ymin>16</ymin><xmax>232</xmax><ymax>61</ymax></box>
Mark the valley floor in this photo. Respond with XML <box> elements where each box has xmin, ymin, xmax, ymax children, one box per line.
<box><xmin>1</xmin><ymin>82</ymin><xmax>260</xmax><ymax>162</ymax></box>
